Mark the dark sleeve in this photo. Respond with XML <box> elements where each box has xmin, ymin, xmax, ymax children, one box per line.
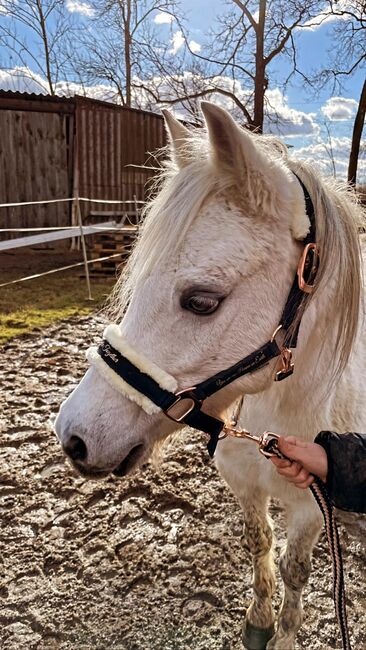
<box><xmin>314</xmin><ymin>431</ymin><xmax>366</xmax><ymax>514</ymax></box>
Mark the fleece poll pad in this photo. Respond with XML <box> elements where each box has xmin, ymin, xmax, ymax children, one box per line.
<box><xmin>86</xmin><ymin>324</ymin><xmax>178</xmax><ymax>415</ymax></box>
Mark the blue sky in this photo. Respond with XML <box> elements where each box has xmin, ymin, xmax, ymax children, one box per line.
<box><xmin>0</xmin><ymin>0</ymin><xmax>364</xmax><ymax>180</ymax></box>
<box><xmin>180</xmin><ymin>0</ymin><xmax>364</xmax><ymax>108</ymax></box>
<box><xmin>162</xmin><ymin>0</ymin><xmax>364</xmax><ymax>127</ymax></box>
<box><xmin>151</xmin><ymin>0</ymin><xmax>365</xmax><ymax>179</ymax></box>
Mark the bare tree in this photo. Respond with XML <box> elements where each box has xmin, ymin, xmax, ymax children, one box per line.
<box><xmin>0</xmin><ymin>0</ymin><xmax>75</xmax><ymax>95</ymax></box>
<box><xmin>349</xmin><ymin>79</ymin><xmax>366</xmax><ymax>185</ymax></box>
<box><xmin>72</xmin><ymin>0</ymin><xmax>180</xmax><ymax>107</ymax></box>
<box><xmin>313</xmin><ymin>1</ymin><xmax>366</xmax><ymax>184</ymax></box>
<box><xmin>322</xmin><ymin>118</ymin><xmax>337</xmax><ymax>178</ymax></box>
<box><xmin>140</xmin><ymin>0</ymin><xmax>324</xmax><ymax>131</ymax></box>
<box><xmin>316</xmin><ymin>1</ymin><xmax>365</xmax><ymax>83</ymax></box>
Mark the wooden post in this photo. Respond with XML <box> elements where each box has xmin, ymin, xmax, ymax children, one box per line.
<box><xmin>71</xmin><ymin>126</ymin><xmax>80</xmax><ymax>251</ymax></box>
<box><xmin>133</xmin><ymin>193</ymin><xmax>138</xmax><ymax>224</ymax></box>
<box><xmin>76</xmin><ymin>197</ymin><xmax>93</xmax><ymax>301</ymax></box>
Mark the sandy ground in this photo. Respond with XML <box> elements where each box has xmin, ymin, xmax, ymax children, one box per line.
<box><xmin>0</xmin><ymin>316</ymin><xmax>365</xmax><ymax>650</ymax></box>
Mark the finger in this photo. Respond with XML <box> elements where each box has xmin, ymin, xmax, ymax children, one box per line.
<box><xmin>284</xmin><ymin>473</ymin><xmax>309</xmax><ymax>485</ymax></box>
<box><xmin>279</xmin><ymin>466</ymin><xmax>311</xmax><ymax>485</ymax></box>
<box><xmin>270</xmin><ymin>457</ymin><xmax>292</xmax><ymax>469</ymax></box>
<box><xmin>282</xmin><ymin>435</ymin><xmax>298</xmax><ymax>445</ymax></box>
<box><xmin>277</xmin><ymin>462</ymin><xmax>302</xmax><ymax>478</ymax></box>
<box><xmin>294</xmin><ymin>476</ymin><xmax>314</xmax><ymax>489</ymax></box>
<box><xmin>291</xmin><ymin>468</ymin><xmax>312</xmax><ymax>484</ymax></box>
<box><xmin>283</xmin><ymin>435</ymin><xmax>308</xmax><ymax>448</ymax></box>
<box><xmin>278</xmin><ymin>437</ymin><xmax>309</xmax><ymax>461</ymax></box>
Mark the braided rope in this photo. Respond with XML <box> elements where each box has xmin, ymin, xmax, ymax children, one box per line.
<box><xmin>269</xmin><ymin>443</ymin><xmax>352</xmax><ymax>650</ymax></box>
<box><xmin>310</xmin><ymin>478</ymin><xmax>351</xmax><ymax>650</ymax></box>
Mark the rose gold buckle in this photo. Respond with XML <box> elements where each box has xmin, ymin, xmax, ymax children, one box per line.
<box><xmin>275</xmin><ymin>347</ymin><xmax>294</xmax><ymax>381</ymax></box>
<box><xmin>297</xmin><ymin>243</ymin><xmax>319</xmax><ymax>294</ymax></box>
<box><xmin>164</xmin><ymin>388</ymin><xmax>201</xmax><ymax>422</ymax></box>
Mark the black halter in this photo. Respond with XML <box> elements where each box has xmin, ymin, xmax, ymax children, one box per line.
<box><xmin>97</xmin><ymin>175</ymin><xmax>318</xmax><ymax>457</ymax></box>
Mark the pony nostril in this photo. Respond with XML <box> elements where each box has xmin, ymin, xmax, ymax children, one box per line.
<box><xmin>64</xmin><ymin>435</ymin><xmax>87</xmax><ymax>462</ymax></box>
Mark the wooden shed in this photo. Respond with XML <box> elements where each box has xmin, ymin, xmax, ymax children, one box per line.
<box><xmin>0</xmin><ymin>92</ymin><xmax>166</xmax><ymax>237</ymax></box>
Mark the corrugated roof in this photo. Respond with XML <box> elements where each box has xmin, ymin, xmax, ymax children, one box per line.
<box><xmin>0</xmin><ymin>90</ymin><xmax>164</xmax><ymax>119</ymax></box>
<box><xmin>0</xmin><ymin>89</ymin><xmax>73</xmax><ymax>103</ymax></box>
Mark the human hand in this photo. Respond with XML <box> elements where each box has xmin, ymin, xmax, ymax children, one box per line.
<box><xmin>270</xmin><ymin>435</ymin><xmax>328</xmax><ymax>489</ymax></box>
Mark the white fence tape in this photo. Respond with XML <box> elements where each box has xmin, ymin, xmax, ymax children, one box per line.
<box><xmin>0</xmin><ymin>197</ymin><xmax>144</xmax><ymax>208</ymax></box>
<box><xmin>0</xmin><ymin>221</ymin><xmax>116</xmax><ymax>251</ymax></box>
<box><xmin>0</xmin><ymin>223</ymin><xmax>137</xmax><ymax>252</ymax></box>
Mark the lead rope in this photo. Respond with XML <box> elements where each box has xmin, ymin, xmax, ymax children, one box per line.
<box><xmin>309</xmin><ymin>478</ymin><xmax>351</xmax><ymax>650</ymax></box>
<box><xmin>268</xmin><ymin>442</ymin><xmax>351</xmax><ymax>650</ymax></box>
<box><xmin>224</xmin><ymin>403</ymin><xmax>352</xmax><ymax>650</ymax></box>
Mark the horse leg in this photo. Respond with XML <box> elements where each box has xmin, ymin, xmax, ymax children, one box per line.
<box><xmin>267</xmin><ymin>503</ymin><xmax>322</xmax><ymax>650</ymax></box>
<box><xmin>240</xmin><ymin>493</ymin><xmax>276</xmax><ymax>650</ymax></box>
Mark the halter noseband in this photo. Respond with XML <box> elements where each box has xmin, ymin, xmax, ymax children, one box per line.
<box><xmin>87</xmin><ymin>175</ymin><xmax>319</xmax><ymax>457</ymax></box>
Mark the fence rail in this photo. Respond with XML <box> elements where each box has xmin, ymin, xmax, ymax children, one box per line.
<box><xmin>0</xmin><ymin>196</ymin><xmax>141</xmax><ymax>299</ymax></box>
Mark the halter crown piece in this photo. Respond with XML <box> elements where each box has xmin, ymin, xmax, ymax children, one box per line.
<box><xmin>87</xmin><ymin>174</ymin><xmax>319</xmax><ymax>458</ymax></box>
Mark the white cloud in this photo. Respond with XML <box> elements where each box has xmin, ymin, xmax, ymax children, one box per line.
<box><xmin>189</xmin><ymin>39</ymin><xmax>201</xmax><ymax>53</ymax></box>
<box><xmin>321</xmin><ymin>96</ymin><xmax>358</xmax><ymax>121</ymax></box>
<box><xmin>66</xmin><ymin>0</ymin><xmax>95</xmax><ymax>17</ymax></box>
<box><xmin>0</xmin><ymin>67</ymin><xmax>49</xmax><ymax>94</ymax></box>
<box><xmin>301</xmin><ymin>1</ymin><xmax>356</xmax><ymax>31</ymax></box>
<box><xmin>0</xmin><ymin>67</ymin><xmax>120</xmax><ymax>102</ymax></box>
<box><xmin>0</xmin><ymin>0</ymin><xmax>11</xmax><ymax>15</ymax></box>
<box><xmin>265</xmin><ymin>88</ymin><xmax>320</xmax><ymax>137</ymax></box>
<box><xmin>154</xmin><ymin>11</ymin><xmax>174</xmax><ymax>24</ymax></box>
<box><xmin>56</xmin><ymin>80</ymin><xmax>119</xmax><ymax>102</ymax></box>
<box><xmin>293</xmin><ymin>136</ymin><xmax>366</xmax><ymax>180</ymax></box>
<box><xmin>169</xmin><ymin>30</ymin><xmax>185</xmax><ymax>54</ymax></box>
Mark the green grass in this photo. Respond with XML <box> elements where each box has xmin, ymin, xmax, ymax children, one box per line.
<box><xmin>0</xmin><ymin>271</ymin><xmax>114</xmax><ymax>345</ymax></box>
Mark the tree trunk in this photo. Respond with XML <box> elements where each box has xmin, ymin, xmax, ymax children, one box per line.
<box><xmin>253</xmin><ymin>0</ymin><xmax>266</xmax><ymax>132</ymax></box>
<box><xmin>348</xmin><ymin>78</ymin><xmax>366</xmax><ymax>186</ymax></box>
<box><xmin>36</xmin><ymin>0</ymin><xmax>54</xmax><ymax>95</ymax></box>
<box><xmin>124</xmin><ymin>0</ymin><xmax>132</xmax><ymax>107</ymax></box>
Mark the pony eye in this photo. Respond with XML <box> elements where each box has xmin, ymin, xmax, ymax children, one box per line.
<box><xmin>182</xmin><ymin>293</ymin><xmax>221</xmax><ymax>315</ymax></box>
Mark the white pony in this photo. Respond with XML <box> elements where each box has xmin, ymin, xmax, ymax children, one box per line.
<box><xmin>55</xmin><ymin>103</ymin><xmax>365</xmax><ymax>650</ymax></box>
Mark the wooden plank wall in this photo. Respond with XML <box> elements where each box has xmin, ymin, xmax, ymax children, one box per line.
<box><xmin>0</xmin><ymin>109</ymin><xmax>70</xmax><ymax>239</ymax></box>
<box><xmin>76</xmin><ymin>101</ymin><xmax>166</xmax><ymax>220</ymax></box>
<box><xmin>0</xmin><ymin>96</ymin><xmax>166</xmax><ymax>241</ymax></box>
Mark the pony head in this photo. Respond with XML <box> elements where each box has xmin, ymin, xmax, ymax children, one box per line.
<box><xmin>54</xmin><ymin>102</ymin><xmax>361</xmax><ymax>478</ymax></box>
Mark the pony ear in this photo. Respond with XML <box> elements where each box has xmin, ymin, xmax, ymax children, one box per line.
<box><xmin>201</xmin><ymin>101</ymin><xmax>266</xmax><ymax>178</ymax></box>
<box><xmin>162</xmin><ymin>110</ymin><xmax>192</xmax><ymax>169</ymax></box>
<box><xmin>201</xmin><ymin>102</ymin><xmax>312</xmax><ymax>236</ymax></box>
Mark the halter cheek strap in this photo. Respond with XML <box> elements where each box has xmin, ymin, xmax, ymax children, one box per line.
<box><xmin>87</xmin><ymin>175</ymin><xmax>318</xmax><ymax>458</ymax></box>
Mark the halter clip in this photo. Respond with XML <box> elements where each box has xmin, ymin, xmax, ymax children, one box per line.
<box><xmin>220</xmin><ymin>426</ymin><xmax>284</xmax><ymax>458</ymax></box>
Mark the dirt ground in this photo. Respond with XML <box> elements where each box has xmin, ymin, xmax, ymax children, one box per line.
<box><xmin>0</xmin><ymin>315</ymin><xmax>365</xmax><ymax>650</ymax></box>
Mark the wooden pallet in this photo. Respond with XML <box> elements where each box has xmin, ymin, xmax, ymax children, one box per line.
<box><xmin>89</xmin><ymin>226</ymin><xmax>137</xmax><ymax>275</ymax></box>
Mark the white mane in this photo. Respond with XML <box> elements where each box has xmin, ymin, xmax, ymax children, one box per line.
<box><xmin>110</xmin><ymin>126</ymin><xmax>365</xmax><ymax>377</ymax></box>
